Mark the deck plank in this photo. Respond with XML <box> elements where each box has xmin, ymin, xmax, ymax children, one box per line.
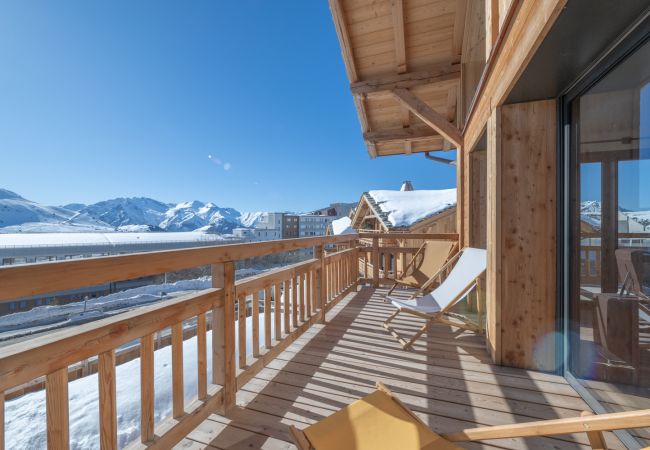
<box><xmin>183</xmin><ymin>287</ymin><xmax>628</xmax><ymax>450</ymax></box>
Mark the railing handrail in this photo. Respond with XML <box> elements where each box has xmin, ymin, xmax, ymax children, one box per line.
<box><xmin>0</xmin><ymin>234</ymin><xmax>358</xmax><ymax>303</ymax></box>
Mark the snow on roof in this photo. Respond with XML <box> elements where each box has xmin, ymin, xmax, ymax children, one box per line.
<box><xmin>367</xmin><ymin>189</ymin><xmax>456</xmax><ymax>228</ymax></box>
<box><xmin>330</xmin><ymin>217</ymin><xmax>356</xmax><ymax>235</ymax></box>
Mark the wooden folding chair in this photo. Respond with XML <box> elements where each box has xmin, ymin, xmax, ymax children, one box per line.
<box><xmin>290</xmin><ymin>381</ymin><xmax>650</xmax><ymax>450</ymax></box>
<box><xmin>384</xmin><ymin>247</ymin><xmax>486</xmax><ymax>349</ymax></box>
<box><xmin>385</xmin><ymin>240</ymin><xmax>458</xmax><ymax>296</ymax></box>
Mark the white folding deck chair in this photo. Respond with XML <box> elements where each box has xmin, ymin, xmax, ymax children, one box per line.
<box><xmin>384</xmin><ymin>247</ymin><xmax>487</xmax><ymax>349</ymax></box>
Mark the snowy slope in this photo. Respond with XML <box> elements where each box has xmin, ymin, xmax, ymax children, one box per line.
<box><xmin>580</xmin><ymin>200</ymin><xmax>650</xmax><ymax>231</ymax></box>
<box><xmin>160</xmin><ymin>201</ymin><xmax>241</xmax><ymax>233</ymax></box>
<box><xmin>368</xmin><ymin>189</ymin><xmax>457</xmax><ymax>228</ymax></box>
<box><xmin>239</xmin><ymin>211</ymin><xmax>265</xmax><ymax>228</ymax></box>
<box><xmin>0</xmin><ymin>189</ymin><xmax>112</xmax><ymax>233</ymax></box>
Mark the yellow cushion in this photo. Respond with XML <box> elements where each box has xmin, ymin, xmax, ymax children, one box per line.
<box><xmin>303</xmin><ymin>390</ymin><xmax>461</xmax><ymax>450</ymax></box>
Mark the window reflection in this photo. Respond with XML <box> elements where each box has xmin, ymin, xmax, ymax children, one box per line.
<box><xmin>570</xmin><ymin>39</ymin><xmax>650</xmax><ymax>446</ymax></box>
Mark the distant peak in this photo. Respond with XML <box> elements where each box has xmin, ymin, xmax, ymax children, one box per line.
<box><xmin>0</xmin><ymin>188</ymin><xmax>24</xmax><ymax>200</ymax></box>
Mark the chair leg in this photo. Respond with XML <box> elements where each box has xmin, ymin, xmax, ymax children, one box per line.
<box><xmin>384</xmin><ymin>309</ymin><xmax>400</xmax><ymax>327</ymax></box>
<box><xmin>404</xmin><ymin>318</ymin><xmax>433</xmax><ymax>350</ymax></box>
<box><xmin>386</xmin><ymin>282</ymin><xmax>398</xmax><ymax>297</ymax></box>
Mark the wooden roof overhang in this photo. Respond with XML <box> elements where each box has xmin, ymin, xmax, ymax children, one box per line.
<box><xmin>329</xmin><ymin>0</ymin><xmax>465</xmax><ymax>158</ymax></box>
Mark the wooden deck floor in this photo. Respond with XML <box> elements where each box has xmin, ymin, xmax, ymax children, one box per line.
<box><xmin>176</xmin><ymin>287</ymin><xmax>630</xmax><ymax>450</ymax></box>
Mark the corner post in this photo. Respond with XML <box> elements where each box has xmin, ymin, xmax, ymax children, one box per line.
<box><xmin>212</xmin><ymin>261</ymin><xmax>236</xmax><ymax>411</ymax></box>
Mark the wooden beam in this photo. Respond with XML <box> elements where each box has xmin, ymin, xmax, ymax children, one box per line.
<box><xmin>486</xmin><ymin>0</ymin><xmax>500</xmax><ymax>55</ymax></box>
<box><xmin>364</xmin><ymin>126</ymin><xmax>439</xmax><ymax>144</ymax></box>
<box><xmin>392</xmin><ymin>88</ymin><xmax>463</xmax><ymax>148</ymax></box>
<box><xmin>354</xmin><ymin>95</ymin><xmax>377</xmax><ymax>158</ymax></box>
<box><xmin>46</xmin><ymin>368</ymin><xmax>69</xmax><ymax>450</ymax></box>
<box><xmin>463</xmin><ymin>0</ymin><xmax>567</xmax><ymax>151</ymax></box>
<box><xmin>350</xmin><ymin>64</ymin><xmax>460</xmax><ymax>97</ymax></box>
<box><xmin>328</xmin><ymin>0</ymin><xmax>357</xmax><ymax>82</ymax></box>
<box><xmin>443</xmin><ymin>85</ymin><xmax>459</xmax><ymax>150</ymax></box>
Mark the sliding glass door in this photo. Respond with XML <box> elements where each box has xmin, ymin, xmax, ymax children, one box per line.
<box><xmin>566</xmin><ymin>32</ymin><xmax>650</xmax><ymax>448</ymax></box>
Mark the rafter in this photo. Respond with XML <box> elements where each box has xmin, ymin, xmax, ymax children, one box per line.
<box><xmin>364</xmin><ymin>126</ymin><xmax>439</xmax><ymax>144</ymax></box>
<box><xmin>351</xmin><ymin>64</ymin><xmax>460</xmax><ymax>97</ymax></box>
<box><xmin>391</xmin><ymin>0</ymin><xmax>406</xmax><ymax>74</ymax></box>
<box><xmin>392</xmin><ymin>88</ymin><xmax>463</xmax><ymax>148</ymax></box>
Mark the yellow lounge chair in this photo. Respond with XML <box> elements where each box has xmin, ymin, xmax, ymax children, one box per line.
<box><xmin>290</xmin><ymin>382</ymin><xmax>650</xmax><ymax>450</ymax></box>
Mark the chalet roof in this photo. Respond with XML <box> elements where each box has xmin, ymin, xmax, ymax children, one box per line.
<box><xmin>329</xmin><ymin>0</ymin><xmax>463</xmax><ymax>158</ymax></box>
<box><xmin>359</xmin><ymin>189</ymin><xmax>456</xmax><ymax>230</ymax></box>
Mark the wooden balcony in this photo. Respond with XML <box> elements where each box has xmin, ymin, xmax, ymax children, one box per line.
<box><xmin>0</xmin><ymin>233</ymin><xmax>635</xmax><ymax>449</ymax></box>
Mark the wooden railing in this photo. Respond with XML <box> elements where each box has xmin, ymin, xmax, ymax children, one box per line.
<box><xmin>0</xmin><ymin>234</ymin><xmax>358</xmax><ymax>450</ymax></box>
<box><xmin>357</xmin><ymin>233</ymin><xmax>459</xmax><ymax>286</ymax></box>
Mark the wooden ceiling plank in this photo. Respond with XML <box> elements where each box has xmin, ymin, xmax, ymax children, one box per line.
<box><xmin>392</xmin><ymin>0</ymin><xmax>407</xmax><ymax>73</ymax></box>
<box><xmin>452</xmin><ymin>0</ymin><xmax>468</xmax><ymax>56</ymax></box>
<box><xmin>393</xmin><ymin>87</ymin><xmax>463</xmax><ymax>148</ymax></box>
<box><xmin>329</xmin><ymin>0</ymin><xmax>358</xmax><ymax>82</ymax></box>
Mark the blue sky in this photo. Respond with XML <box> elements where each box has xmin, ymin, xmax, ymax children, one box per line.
<box><xmin>0</xmin><ymin>1</ymin><xmax>456</xmax><ymax>212</ymax></box>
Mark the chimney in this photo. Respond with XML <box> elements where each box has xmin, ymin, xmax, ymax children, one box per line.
<box><xmin>400</xmin><ymin>180</ymin><xmax>414</xmax><ymax>191</ymax></box>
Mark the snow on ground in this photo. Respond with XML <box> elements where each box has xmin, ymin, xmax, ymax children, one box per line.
<box><xmin>330</xmin><ymin>216</ymin><xmax>356</xmax><ymax>235</ymax></box>
<box><xmin>0</xmin><ymin>232</ymin><xmax>226</xmax><ymax>247</ymax></box>
<box><xmin>0</xmin><ymin>278</ymin><xmax>212</xmax><ymax>339</ymax></box>
<box><xmin>5</xmin><ymin>316</ymin><xmax>272</xmax><ymax>449</ymax></box>
<box><xmin>368</xmin><ymin>189</ymin><xmax>456</xmax><ymax>228</ymax></box>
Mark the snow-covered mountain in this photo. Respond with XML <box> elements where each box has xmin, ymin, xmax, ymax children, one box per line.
<box><xmin>68</xmin><ymin>197</ymin><xmax>170</xmax><ymax>229</ymax></box>
<box><xmin>0</xmin><ymin>189</ymin><xmax>113</xmax><ymax>233</ymax></box>
<box><xmin>580</xmin><ymin>200</ymin><xmax>650</xmax><ymax>231</ymax></box>
<box><xmin>0</xmin><ymin>189</ymin><xmax>273</xmax><ymax>234</ymax></box>
<box><xmin>159</xmin><ymin>201</ymin><xmax>241</xmax><ymax>233</ymax></box>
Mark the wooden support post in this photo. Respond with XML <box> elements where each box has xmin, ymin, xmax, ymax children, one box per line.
<box><xmin>197</xmin><ymin>314</ymin><xmax>207</xmax><ymax>400</ymax></box>
<box><xmin>140</xmin><ymin>333</ymin><xmax>155</xmax><ymax>442</ymax></box>
<box><xmin>171</xmin><ymin>322</ymin><xmax>184</xmax><ymax>418</ymax></box>
<box><xmin>264</xmin><ymin>286</ymin><xmax>272</xmax><ymax>349</ymax></box>
<box><xmin>237</xmin><ymin>295</ymin><xmax>246</xmax><ymax>369</ymax></box>
<box><xmin>212</xmin><ymin>261</ymin><xmax>236</xmax><ymax>411</ymax></box>
<box><xmin>222</xmin><ymin>261</ymin><xmax>236</xmax><ymax>410</ymax></box>
<box><xmin>46</xmin><ymin>368</ymin><xmax>69</xmax><ymax>450</ymax></box>
<box><xmin>372</xmin><ymin>237</ymin><xmax>380</xmax><ymax>287</ymax></box>
<box><xmin>98</xmin><ymin>350</ymin><xmax>117</xmax><ymax>450</ymax></box>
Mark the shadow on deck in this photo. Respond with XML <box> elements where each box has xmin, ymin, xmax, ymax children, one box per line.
<box><xmin>176</xmin><ymin>287</ymin><xmax>625</xmax><ymax>450</ymax></box>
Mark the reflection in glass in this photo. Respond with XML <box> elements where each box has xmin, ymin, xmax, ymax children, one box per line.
<box><xmin>570</xmin><ymin>39</ymin><xmax>650</xmax><ymax>447</ymax></box>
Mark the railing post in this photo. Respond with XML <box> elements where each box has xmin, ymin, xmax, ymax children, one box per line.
<box><xmin>372</xmin><ymin>236</ymin><xmax>379</xmax><ymax>288</ymax></box>
<box><xmin>314</xmin><ymin>245</ymin><xmax>325</xmax><ymax>324</ymax></box>
<box><xmin>46</xmin><ymin>368</ymin><xmax>69</xmax><ymax>450</ymax></box>
<box><xmin>212</xmin><ymin>261</ymin><xmax>236</xmax><ymax>412</ymax></box>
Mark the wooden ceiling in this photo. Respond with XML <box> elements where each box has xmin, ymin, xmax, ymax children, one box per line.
<box><xmin>330</xmin><ymin>0</ymin><xmax>464</xmax><ymax>157</ymax></box>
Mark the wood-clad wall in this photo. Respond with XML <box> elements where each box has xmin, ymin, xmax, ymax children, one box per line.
<box><xmin>486</xmin><ymin>99</ymin><xmax>558</xmax><ymax>372</ymax></box>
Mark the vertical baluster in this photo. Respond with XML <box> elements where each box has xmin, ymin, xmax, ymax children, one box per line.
<box><xmin>212</xmin><ymin>263</ymin><xmax>225</xmax><ymax>384</ymax></box>
<box><xmin>0</xmin><ymin>391</ymin><xmax>4</xmax><ymax>450</ymax></box>
<box><xmin>99</xmin><ymin>350</ymin><xmax>117</xmax><ymax>450</ymax></box>
<box><xmin>306</xmin><ymin>271</ymin><xmax>312</xmax><ymax>317</ymax></box>
<box><xmin>197</xmin><ymin>314</ymin><xmax>207</xmax><ymax>401</ymax></box>
<box><xmin>274</xmin><ymin>283</ymin><xmax>282</xmax><ymax>341</ymax></box>
<box><xmin>171</xmin><ymin>323</ymin><xmax>184</xmax><ymax>418</ymax></box>
<box><xmin>283</xmin><ymin>278</ymin><xmax>290</xmax><ymax>333</ymax></box>
<box><xmin>264</xmin><ymin>286</ymin><xmax>272</xmax><ymax>349</ymax></box>
<box><xmin>140</xmin><ymin>333</ymin><xmax>155</xmax><ymax>442</ymax></box>
<box><xmin>252</xmin><ymin>292</ymin><xmax>260</xmax><ymax>357</ymax></box>
<box><xmin>291</xmin><ymin>276</ymin><xmax>298</xmax><ymax>328</ymax></box>
<box><xmin>299</xmin><ymin>272</ymin><xmax>306</xmax><ymax>322</ymax></box>
<box><xmin>46</xmin><ymin>367</ymin><xmax>69</xmax><ymax>450</ymax></box>
<box><xmin>238</xmin><ymin>294</ymin><xmax>247</xmax><ymax>369</ymax></box>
